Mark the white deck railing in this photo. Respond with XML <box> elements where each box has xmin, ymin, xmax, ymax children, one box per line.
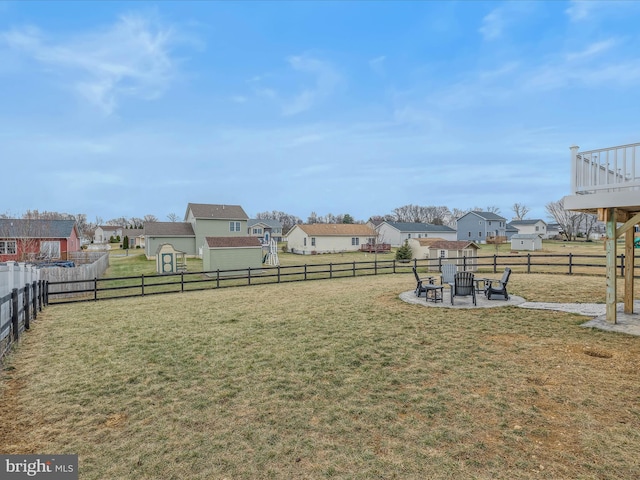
<box><xmin>571</xmin><ymin>143</ymin><xmax>640</xmax><ymax>195</ymax></box>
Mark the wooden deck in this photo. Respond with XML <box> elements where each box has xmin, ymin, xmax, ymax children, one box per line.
<box><xmin>359</xmin><ymin>243</ymin><xmax>391</xmax><ymax>253</ymax></box>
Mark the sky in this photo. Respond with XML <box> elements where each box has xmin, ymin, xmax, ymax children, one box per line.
<box><xmin>1</xmin><ymin>1</ymin><xmax>640</xmax><ymax>224</ymax></box>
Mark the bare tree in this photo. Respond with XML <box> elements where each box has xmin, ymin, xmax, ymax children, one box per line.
<box><xmin>143</xmin><ymin>214</ymin><xmax>159</xmax><ymax>224</ymax></box>
<box><xmin>255</xmin><ymin>210</ymin><xmax>302</xmax><ymax>234</ymax></box>
<box><xmin>545</xmin><ymin>199</ymin><xmax>583</xmax><ymax>241</ymax></box>
<box><xmin>167</xmin><ymin>213</ymin><xmax>180</xmax><ymax>222</ymax></box>
<box><xmin>580</xmin><ymin>213</ymin><xmax>599</xmax><ymax>240</ymax></box>
<box><xmin>512</xmin><ymin>203</ymin><xmax>530</xmax><ymax>221</ymax></box>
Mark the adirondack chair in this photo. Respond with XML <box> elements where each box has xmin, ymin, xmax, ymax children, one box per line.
<box><xmin>485</xmin><ymin>267</ymin><xmax>511</xmax><ymax>300</ymax></box>
<box><xmin>412</xmin><ymin>266</ymin><xmax>434</xmax><ymax>297</ymax></box>
<box><xmin>451</xmin><ymin>271</ymin><xmax>476</xmax><ymax>305</ymax></box>
<box><xmin>440</xmin><ymin>264</ymin><xmax>457</xmax><ymax>287</ymax></box>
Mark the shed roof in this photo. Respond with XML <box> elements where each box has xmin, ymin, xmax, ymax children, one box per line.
<box><xmin>144</xmin><ymin>222</ymin><xmax>195</xmax><ymax>236</ymax></box>
<box><xmin>206</xmin><ymin>236</ymin><xmax>262</xmax><ymax>248</ymax></box>
<box><xmin>509</xmin><ymin>219</ymin><xmax>547</xmax><ymax>226</ymax></box>
<box><xmin>248</xmin><ymin>219</ymin><xmax>283</xmax><ymax>229</ymax></box>
<box><xmin>511</xmin><ymin>234</ymin><xmax>542</xmax><ymax>239</ymax></box>
<box><xmin>295</xmin><ymin>224</ymin><xmax>377</xmax><ymax>236</ymax></box>
<box><xmin>413</xmin><ymin>238</ymin><xmax>479</xmax><ymax>250</ymax></box>
<box><xmin>186</xmin><ymin>203</ymin><xmax>248</xmax><ymax>220</ymax></box>
<box><xmin>460</xmin><ymin>211</ymin><xmax>506</xmax><ymax>221</ymax></box>
<box><xmin>0</xmin><ymin>219</ymin><xmax>77</xmax><ymax>239</ymax></box>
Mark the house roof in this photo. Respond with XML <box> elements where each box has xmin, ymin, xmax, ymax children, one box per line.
<box><xmin>0</xmin><ymin>219</ymin><xmax>77</xmax><ymax>239</ymax></box>
<box><xmin>206</xmin><ymin>236</ymin><xmax>262</xmax><ymax>248</ymax></box>
<box><xmin>98</xmin><ymin>225</ymin><xmax>122</xmax><ymax>231</ymax></box>
<box><xmin>413</xmin><ymin>238</ymin><xmax>479</xmax><ymax>250</ymax></box>
<box><xmin>460</xmin><ymin>211</ymin><xmax>506</xmax><ymax>221</ymax></box>
<box><xmin>294</xmin><ymin>224</ymin><xmax>377</xmax><ymax>236</ymax></box>
<box><xmin>509</xmin><ymin>219</ymin><xmax>547</xmax><ymax>226</ymax></box>
<box><xmin>248</xmin><ymin>219</ymin><xmax>282</xmax><ymax>229</ymax></box>
<box><xmin>122</xmin><ymin>228</ymin><xmax>144</xmax><ymax>237</ymax></box>
<box><xmin>185</xmin><ymin>203</ymin><xmax>248</xmax><ymax>221</ymax></box>
<box><xmin>144</xmin><ymin>222</ymin><xmax>195</xmax><ymax>236</ymax></box>
<box><xmin>511</xmin><ymin>234</ymin><xmax>542</xmax><ymax>239</ymax></box>
<box><xmin>384</xmin><ymin>222</ymin><xmax>455</xmax><ymax>233</ymax></box>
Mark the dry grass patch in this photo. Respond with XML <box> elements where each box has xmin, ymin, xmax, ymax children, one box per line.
<box><xmin>1</xmin><ymin>274</ymin><xmax>639</xmax><ymax>479</ymax></box>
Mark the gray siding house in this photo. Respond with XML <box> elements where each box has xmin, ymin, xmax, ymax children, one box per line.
<box><xmin>248</xmin><ymin>219</ymin><xmax>284</xmax><ymax>243</ymax></box>
<box><xmin>375</xmin><ymin>222</ymin><xmax>457</xmax><ymax>247</ymax></box>
<box><xmin>144</xmin><ymin>222</ymin><xmax>196</xmax><ymax>259</ymax></box>
<box><xmin>456</xmin><ymin>211</ymin><xmax>507</xmax><ymax>244</ymax></box>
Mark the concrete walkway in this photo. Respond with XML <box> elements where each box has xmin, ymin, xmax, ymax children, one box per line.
<box><xmin>399</xmin><ymin>290</ymin><xmax>640</xmax><ymax>336</ymax></box>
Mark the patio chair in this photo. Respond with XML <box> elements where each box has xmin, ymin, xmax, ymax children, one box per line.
<box><xmin>485</xmin><ymin>267</ymin><xmax>511</xmax><ymax>300</ymax></box>
<box><xmin>451</xmin><ymin>271</ymin><xmax>476</xmax><ymax>305</ymax></box>
<box><xmin>412</xmin><ymin>266</ymin><xmax>434</xmax><ymax>297</ymax></box>
<box><xmin>440</xmin><ymin>264</ymin><xmax>457</xmax><ymax>287</ymax></box>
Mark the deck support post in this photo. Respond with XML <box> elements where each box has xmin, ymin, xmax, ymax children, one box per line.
<box><xmin>601</xmin><ymin>208</ymin><xmax>618</xmax><ymax>324</ymax></box>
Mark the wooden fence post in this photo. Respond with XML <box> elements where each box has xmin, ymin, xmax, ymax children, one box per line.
<box><xmin>493</xmin><ymin>255</ymin><xmax>497</xmax><ymax>273</ymax></box>
<box><xmin>24</xmin><ymin>283</ymin><xmax>30</xmax><ymax>331</ymax></box>
<box><xmin>181</xmin><ymin>271</ymin><xmax>185</xmax><ymax>292</ymax></box>
<box><xmin>277</xmin><ymin>265</ymin><xmax>281</xmax><ymax>283</ymax></box>
<box><xmin>31</xmin><ymin>281</ymin><xmax>37</xmax><ymax>320</ymax></box>
<box><xmin>527</xmin><ymin>254</ymin><xmax>531</xmax><ymax>274</ymax></box>
<box><xmin>569</xmin><ymin>253</ymin><xmax>573</xmax><ymax>275</ymax></box>
<box><xmin>141</xmin><ymin>274</ymin><xmax>145</xmax><ymax>296</ymax></box>
<box><xmin>11</xmin><ymin>288</ymin><xmax>19</xmax><ymax>341</ymax></box>
<box><xmin>248</xmin><ymin>267</ymin><xmax>252</xmax><ymax>285</ymax></box>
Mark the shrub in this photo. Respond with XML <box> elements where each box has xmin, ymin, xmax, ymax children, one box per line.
<box><xmin>395</xmin><ymin>240</ymin><xmax>413</xmax><ymax>262</ymax></box>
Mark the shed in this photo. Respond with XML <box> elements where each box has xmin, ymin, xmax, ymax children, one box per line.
<box><xmin>203</xmin><ymin>236</ymin><xmax>263</xmax><ymax>276</ymax></box>
<box><xmin>510</xmin><ymin>234</ymin><xmax>542</xmax><ymax>251</ymax></box>
<box><xmin>409</xmin><ymin>238</ymin><xmax>480</xmax><ymax>272</ymax></box>
<box><xmin>156</xmin><ymin>243</ymin><xmax>187</xmax><ymax>274</ymax></box>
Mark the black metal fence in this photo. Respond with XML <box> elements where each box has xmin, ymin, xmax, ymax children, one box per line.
<box><xmin>45</xmin><ymin>252</ymin><xmax>640</xmax><ymax>305</ymax></box>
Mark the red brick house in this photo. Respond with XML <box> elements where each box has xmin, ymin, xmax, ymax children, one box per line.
<box><xmin>0</xmin><ymin>219</ymin><xmax>81</xmax><ymax>262</ymax></box>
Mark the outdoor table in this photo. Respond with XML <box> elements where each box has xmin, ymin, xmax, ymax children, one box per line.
<box><xmin>423</xmin><ymin>284</ymin><xmax>444</xmax><ymax>303</ymax></box>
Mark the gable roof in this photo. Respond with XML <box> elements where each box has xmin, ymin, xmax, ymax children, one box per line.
<box><xmin>384</xmin><ymin>222</ymin><xmax>455</xmax><ymax>233</ymax></box>
<box><xmin>509</xmin><ymin>219</ymin><xmax>547</xmax><ymax>226</ymax></box>
<box><xmin>206</xmin><ymin>236</ymin><xmax>262</xmax><ymax>248</ymax></box>
<box><xmin>459</xmin><ymin>211</ymin><xmax>506</xmax><ymax>221</ymax></box>
<box><xmin>248</xmin><ymin>219</ymin><xmax>282</xmax><ymax>229</ymax></box>
<box><xmin>185</xmin><ymin>203</ymin><xmax>248</xmax><ymax>221</ymax></box>
<box><xmin>413</xmin><ymin>238</ymin><xmax>479</xmax><ymax>250</ymax></box>
<box><xmin>122</xmin><ymin>228</ymin><xmax>144</xmax><ymax>237</ymax></box>
<box><xmin>98</xmin><ymin>225</ymin><xmax>122</xmax><ymax>231</ymax></box>
<box><xmin>0</xmin><ymin>219</ymin><xmax>77</xmax><ymax>239</ymax></box>
<box><xmin>294</xmin><ymin>224</ymin><xmax>377</xmax><ymax>236</ymax></box>
<box><xmin>511</xmin><ymin>234</ymin><xmax>542</xmax><ymax>239</ymax></box>
<box><xmin>144</xmin><ymin>222</ymin><xmax>195</xmax><ymax>236</ymax></box>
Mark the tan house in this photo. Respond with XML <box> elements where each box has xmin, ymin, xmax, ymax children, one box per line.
<box><xmin>285</xmin><ymin>224</ymin><xmax>378</xmax><ymax>255</ymax></box>
<box><xmin>408</xmin><ymin>238</ymin><xmax>480</xmax><ymax>272</ymax></box>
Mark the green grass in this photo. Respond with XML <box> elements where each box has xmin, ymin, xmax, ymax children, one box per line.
<box><xmin>1</xmin><ymin>274</ymin><xmax>639</xmax><ymax>479</ymax></box>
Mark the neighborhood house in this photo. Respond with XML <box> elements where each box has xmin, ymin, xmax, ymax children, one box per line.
<box><xmin>408</xmin><ymin>238</ymin><xmax>480</xmax><ymax>271</ymax></box>
<box><xmin>286</xmin><ymin>224</ymin><xmax>378</xmax><ymax>255</ymax></box>
<box><xmin>375</xmin><ymin>221</ymin><xmax>457</xmax><ymax>247</ymax></box>
<box><xmin>0</xmin><ymin>219</ymin><xmax>81</xmax><ymax>262</ymax></box>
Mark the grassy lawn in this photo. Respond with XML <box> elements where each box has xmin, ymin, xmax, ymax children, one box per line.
<box><xmin>1</xmin><ymin>273</ymin><xmax>639</xmax><ymax>479</ymax></box>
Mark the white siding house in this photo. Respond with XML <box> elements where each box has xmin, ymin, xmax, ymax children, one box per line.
<box><xmin>408</xmin><ymin>238</ymin><xmax>480</xmax><ymax>272</ymax></box>
<box><xmin>509</xmin><ymin>219</ymin><xmax>548</xmax><ymax>239</ymax></box>
<box><xmin>376</xmin><ymin>222</ymin><xmax>457</xmax><ymax>247</ymax></box>
<box><xmin>285</xmin><ymin>224</ymin><xmax>378</xmax><ymax>254</ymax></box>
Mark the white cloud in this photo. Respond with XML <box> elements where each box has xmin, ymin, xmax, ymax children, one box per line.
<box><xmin>565</xmin><ymin>0</ymin><xmax>597</xmax><ymax>22</ymax></box>
<box><xmin>281</xmin><ymin>54</ymin><xmax>341</xmax><ymax>116</ymax></box>
<box><xmin>566</xmin><ymin>39</ymin><xmax>616</xmax><ymax>61</ymax></box>
<box><xmin>478</xmin><ymin>9</ymin><xmax>504</xmax><ymax>41</ymax></box>
<box><xmin>1</xmin><ymin>13</ymin><xmax>185</xmax><ymax>114</ymax></box>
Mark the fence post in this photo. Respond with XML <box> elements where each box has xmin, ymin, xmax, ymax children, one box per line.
<box><xmin>463</xmin><ymin>256</ymin><xmax>467</xmax><ymax>271</ymax></box>
<box><xmin>141</xmin><ymin>274</ymin><xmax>145</xmax><ymax>296</ymax></box>
<box><xmin>31</xmin><ymin>281</ymin><xmax>37</xmax><ymax>320</ymax></box>
<box><xmin>493</xmin><ymin>255</ymin><xmax>497</xmax><ymax>273</ymax></box>
<box><xmin>44</xmin><ymin>281</ymin><xmax>49</xmax><ymax>306</ymax></box>
<box><xmin>94</xmin><ymin>277</ymin><xmax>98</xmax><ymax>301</ymax></box>
<box><xmin>11</xmin><ymin>288</ymin><xmax>19</xmax><ymax>341</ymax></box>
<box><xmin>353</xmin><ymin>261</ymin><xmax>356</xmax><ymax>277</ymax></box>
<box><xmin>38</xmin><ymin>280</ymin><xmax>44</xmax><ymax>311</ymax></box>
<box><xmin>330</xmin><ymin>263</ymin><xmax>333</xmax><ymax>279</ymax></box>
<box><xmin>375</xmin><ymin>258</ymin><xmax>378</xmax><ymax>275</ymax></box>
<box><xmin>393</xmin><ymin>259</ymin><xmax>396</xmax><ymax>274</ymax></box>
<box><xmin>24</xmin><ymin>283</ymin><xmax>30</xmax><ymax>330</ymax></box>
<box><xmin>216</xmin><ymin>270</ymin><xmax>220</xmax><ymax>288</ymax></box>
<box><xmin>248</xmin><ymin>267</ymin><xmax>252</xmax><ymax>285</ymax></box>
<box><xmin>619</xmin><ymin>254</ymin><xmax>625</xmax><ymax>277</ymax></box>
<box><xmin>527</xmin><ymin>254</ymin><xmax>531</xmax><ymax>274</ymax></box>
<box><xmin>569</xmin><ymin>253</ymin><xmax>573</xmax><ymax>275</ymax></box>
<box><xmin>181</xmin><ymin>271</ymin><xmax>185</xmax><ymax>292</ymax></box>
<box><xmin>277</xmin><ymin>265</ymin><xmax>281</xmax><ymax>283</ymax></box>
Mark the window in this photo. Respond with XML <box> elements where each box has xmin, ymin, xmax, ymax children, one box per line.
<box><xmin>407</xmin><ymin>233</ymin><xmax>411</xmax><ymax>239</ymax></box>
<box><xmin>304</xmin><ymin>238</ymin><xmax>307</xmax><ymax>246</ymax></box>
<box><xmin>40</xmin><ymin>241</ymin><xmax>60</xmax><ymax>259</ymax></box>
<box><xmin>439</xmin><ymin>250</ymin><xmax>446</xmax><ymax>258</ymax></box>
<box><xmin>252</xmin><ymin>228</ymin><xmax>262</xmax><ymax>234</ymax></box>
<box><xmin>535</xmin><ymin>226</ymin><xmax>539</xmax><ymax>232</ymax></box>
<box><xmin>230</xmin><ymin>221</ymin><xmax>241</xmax><ymax>232</ymax></box>
<box><xmin>352</xmin><ymin>237</ymin><xmax>359</xmax><ymax>246</ymax></box>
<box><xmin>468</xmin><ymin>232</ymin><xmax>471</xmax><ymax>237</ymax></box>
<box><xmin>479</xmin><ymin>232</ymin><xmax>482</xmax><ymax>237</ymax></box>
<box><xmin>311</xmin><ymin>237</ymin><xmax>316</xmax><ymax>246</ymax></box>
<box><xmin>0</xmin><ymin>240</ymin><xmax>17</xmax><ymax>255</ymax></box>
